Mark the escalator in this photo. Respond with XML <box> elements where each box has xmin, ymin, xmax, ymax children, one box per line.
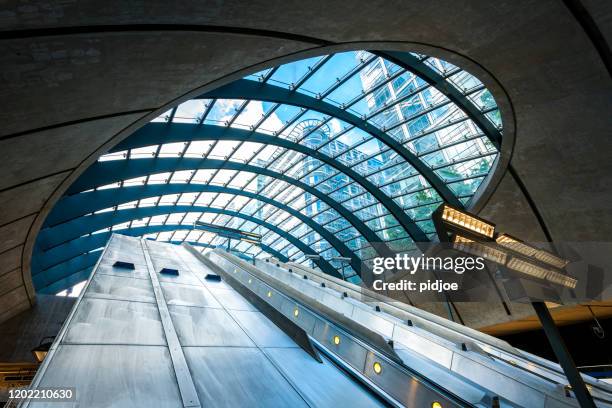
<box><xmin>22</xmin><ymin>234</ymin><xmax>612</xmax><ymax>407</ymax></box>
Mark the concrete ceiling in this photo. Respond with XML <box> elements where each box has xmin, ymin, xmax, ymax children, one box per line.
<box><xmin>0</xmin><ymin>0</ymin><xmax>610</xmax><ymax>329</ymax></box>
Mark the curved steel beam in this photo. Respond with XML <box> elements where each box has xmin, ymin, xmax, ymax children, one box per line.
<box><xmin>32</xmin><ymin>218</ymin><xmax>340</xmax><ymax>278</ymax></box>
<box><xmin>34</xmin><ymin>230</ymin><xmax>286</xmax><ymax>277</ymax></box>
<box><xmin>34</xmin><ymin>251</ymin><xmax>100</xmax><ymax>291</ymax></box>
<box><xmin>36</xmin><ymin>205</ymin><xmax>358</xmax><ymax>276</ymax></box>
<box><xmin>35</xmin><ymin>221</ymin><xmax>339</xmax><ymax>292</ymax></box>
<box><xmin>375</xmin><ymin>51</ymin><xmax>502</xmax><ymax>150</ymax></box>
<box><xmin>41</xmin><ymin>266</ymin><xmax>95</xmax><ymax>295</ymax></box>
<box><xmin>37</xmin><ymin>238</ymin><xmax>274</xmax><ymax>295</ymax></box>
<box><xmin>44</xmin><ymin>186</ymin><xmax>368</xmax><ymax>271</ymax></box>
<box><xmin>64</xmin><ymin>158</ymin><xmax>387</xmax><ymax>258</ymax></box>
<box><xmin>110</xmin><ymin>122</ymin><xmax>428</xmax><ymax>242</ymax></box>
<box><xmin>199</xmin><ymin>79</ymin><xmax>462</xmax><ymax>207</ymax></box>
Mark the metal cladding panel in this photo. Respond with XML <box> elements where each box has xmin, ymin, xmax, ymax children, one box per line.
<box><xmin>157</xmin><ymin>270</ymin><xmax>202</xmax><ymax>286</ymax></box>
<box><xmin>63</xmin><ymin>297</ymin><xmax>166</xmax><ymax>345</ymax></box>
<box><xmin>105</xmin><ymin>238</ymin><xmax>144</xmax><ymax>256</ymax></box>
<box><xmin>392</xmin><ymin>324</ymin><xmax>454</xmax><ymax>369</ymax></box>
<box><xmin>362</xmin><ymin>350</ymin><xmax>457</xmax><ymax>408</ymax></box>
<box><xmin>149</xmin><ymin>258</ymin><xmax>202</xmax><ymax>287</ymax></box>
<box><xmin>450</xmin><ymin>352</ymin><xmax>549</xmax><ymax>407</ymax></box>
<box><xmin>32</xmin><ymin>345</ymin><xmax>181</xmax><ymax>408</ymax></box>
<box><xmin>100</xmin><ymin>249</ymin><xmax>147</xmax><ymax>267</ymax></box>
<box><xmin>182</xmin><ymin>347</ymin><xmax>309</xmax><ymax>408</ymax></box>
<box><xmin>394</xmin><ymin>349</ymin><xmax>487</xmax><ymax>404</ymax></box>
<box><xmin>28</xmin><ymin>236</ymin><xmax>402</xmax><ymax>408</ymax></box>
<box><xmin>86</xmin><ymin>272</ymin><xmax>155</xmax><ymax>303</ymax></box>
<box><xmin>348</xmin><ymin>304</ymin><xmax>395</xmax><ymax>339</ymax></box>
<box><xmin>160</xmin><ymin>281</ymin><xmax>222</xmax><ymax>308</ymax></box>
<box><xmin>168</xmin><ymin>304</ymin><xmax>255</xmax><ymax>347</ymax></box>
<box><xmin>279</xmin><ymin>298</ymin><xmax>318</xmax><ymax>335</ymax></box>
<box><xmin>206</xmin><ymin>287</ymin><xmax>258</xmax><ymax>311</ymax></box>
<box><xmin>144</xmin><ymin>239</ymin><xmax>180</xmax><ymax>256</ymax></box>
<box><xmin>196</xmin><ymin>275</ymin><xmax>232</xmax><ymax>290</ymax></box>
<box><xmin>96</xmin><ymin>262</ymin><xmax>150</xmax><ymax>280</ymax></box>
<box><xmin>228</xmin><ymin>310</ymin><xmax>299</xmax><ymax>348</ymax></box>
<box><xmin>312</xmin><ymin>318</ymin><xmax>369</xmax><ymax>372</ymax></box>
<box><xmin>265</xmin><ymin>348</ymin><xmax>385</xmax><ymax>408</ymax></box>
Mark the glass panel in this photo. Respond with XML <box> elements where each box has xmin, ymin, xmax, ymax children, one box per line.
<box><xmin>298</xmin><ymin>51</ymin><xmax>366</xmax><ymax>96</ymax></box>
<box><xmin>204</xmin><ymin>99</ymin><xmax>245</xmax><ymax>125</ymax></box>
<box><xmin>174</xmin><ymin>100</ymin><xmax>209</xmax><ymax>123</ymax></box>
<box><xmin>64</xmin><ymin>50</ymin><xmax>504</xmax><ymax>282</ymax></box>
<box><xmin>268</xmin><ymin>56</ymin><xmax>324</xmax><ymax>87</ymax></box>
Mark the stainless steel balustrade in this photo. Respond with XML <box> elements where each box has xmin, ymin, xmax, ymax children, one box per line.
<box><xmin>281</xmin><ymin>260</ymin><xmax>612</xmax><ymax>403</ymax></box>
<box><xmin>210</xmin><ymin>250</ymin><xmax>612</xmax><ymax>407</ymax></box>
<box><xmin>199</xmin><ymin>249</ymin><xmax>480</xmax><ymax>407</ymax></box>
<box><xmin>24</xmin><ymin>234</ymin><xmax>612</xmax><ymax>408</ymax></box>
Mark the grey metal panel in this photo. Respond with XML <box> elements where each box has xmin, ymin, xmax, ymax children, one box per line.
<box><xmin>160</xmin><ymin>281</ymin><xmax>222</xmax><ymax>309</ymax></box>
<box><xmin>63</xmin><ymin>297</ymin><xmax>166</xmax><ymax>345</ymax></box>
<box><xmin>149</xmin><ymin>249</ymin><xmax>188</xmax><ymax>265</ymax></box>
<box><xmin>31</xmin><ymin>344</ymin><xmax>182</xmax><ymax>408</ymax></box>
<box><xmin>194</xmin><ymin>274</ymin><xmax>233</xmax><ymax>290</ymax></box>
<box><xmin>104</xmin><ymin>236</ymin><xmax>146</xmax><ymax>261</ymax></box>
<box><xmin>23</xmin><ymin>235</ymin><xmax>118</xmax><ymax>408</ymax></box>
<box><xmin>228</xmin><ymin>310</ymin><xmax>298</xmax><ymax>348</ymax></box>
<box><xmin>96</xmin><ymin>263</ymin><xmax>150</xmax><ymax>280</ymax></box>
<box><xmin>450</xmin><ymin>352</ymin><xmax>549</xmax><ymax>407</ymax></box>
<box><xmin>206</xmin><ymin>287</ymin><xmax>258</xmax><ymax>311</ymax></box>
<box><xmin>312</xmin><ymin>318</ymin><xmax>369</xmax><ymax>372</ymax></box>
<box><xmin>362</xmin><ymin>350</ymin><xmax>458</xmax><ymax>408</ymax></box>
<box><xmin>394</xmin><ymin>349</ymin><xmax>488</xmax><ymax>405</ymax></box>
<box><xmin>106</xmin><ymin>235</ymin><xmax>143</xmax><ymax>252</ymax></box>
<box><xmin>29</xmin><ymin>237</ymin><xmax>401</xmax><ymax>408</ymax></box>
<box><xmin>392</xmin><ymin>324</ymin><xmax>454</xmax><ymax>369</ymax></box>
<box><xmin>347</xmin><ymin>301</ymin><xmax>395</xmax><ymax>339</ymax></box>
<box><xmin>150</xmin><ymin>252</ymin><xmax>187</xmax><ymax>269</ymax></box>
<box><xmin>157</xmin><ymin>271</ymin><xmax>202</xmax><ymax>287</ymax></box>
<box><xmin>141</xmin><ymin>239</ymin><xmax>201</xmax><ymax>408</ymax></box>
<box><xmin>178</xmin><ymin>248</ymin><xmax>234</xmax><ymax>290</ymax></box>
<box><xmin>168</xmin><ymin>305</ymin><xmax>254</xmax><ymax>347</ymax></box>
<box><xmin>144</xmin><ymin>239</ymin><xmax>182</xmax><ymax>256</ymax></box>
<box><xmin>99</xmin><ymin>249</ymin><xmax>147</xmax><ymax>266</ymax></box>
<box><xmin>265</xmin><ymin>347</ymin><xmax>386</xmax><ymax>408</ymax></box>
<box><xmin>85</xmin><ymin>272</ymin><xmax>155</xmax><ymax>303</ymax></box>
<box><xmin>278</xmin><ymin>296</ymin><xmax>318</xmax><ymax>335</ymax></box>
<box><xmin>147</xmin><ymin>247</ymin><xmax>203</xmax><ymax>287</ymax></box>
<box><xmin>183</xmin><ymin>347</ymin><xmax>309</xmax><ymax>408</ymax></box>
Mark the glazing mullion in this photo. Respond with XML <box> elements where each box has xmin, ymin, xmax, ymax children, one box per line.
<box><xmin>431</xmin><ymin>151</ymin><xmax>496</xmax><ymax>172</ymax></box>
<box><xmin>287</xmin><ymin>55</ymin><xmax>333</xmax><ymax>90</ymax></box>
<box><xmin>317</xmin><ymin>54</ymin><xmax>377</xmax><ymax>99</ymax></box>
<box><xmin>217</xmin><ymin>100</ymin><xmax>283</xmax><ymax>195</ymax></box>
<box><xmin>233</xmin><ymin>107</ymin><xmax>309</xmax><ymax>215</ymax></box>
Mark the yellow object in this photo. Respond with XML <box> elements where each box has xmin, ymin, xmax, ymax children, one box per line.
<box><xmin>453</xmin><ymin>235</ymin><xmax>507</xmax><ymax>264</ymax></box>
<box><xmin>373</xmin><ymin>361</ymin><xmax>382</xmax><ymax>374</ymax></box>
<box><xmin>441</xmin><ymin>205</ymin><xmax>494</xmax><ymax>238</ymax></box>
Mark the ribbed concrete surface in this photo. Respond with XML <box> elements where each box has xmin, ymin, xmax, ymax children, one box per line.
<box><xmin>0</xmin><ymin>0</ymin><xmax>610</xmax><ymax>328</ymax></box>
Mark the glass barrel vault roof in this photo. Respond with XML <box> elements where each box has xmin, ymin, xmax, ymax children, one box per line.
<box><xmin>33</xmin><ymin>50</ymin><xmax>502</xmax><ymax>293</ymax></box>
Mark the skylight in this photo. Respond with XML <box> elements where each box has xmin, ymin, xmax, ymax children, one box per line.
<box><xmin>34</xmin><ymin>49</ymin><xmax>502</xmax><ymax>292</ymax></box>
